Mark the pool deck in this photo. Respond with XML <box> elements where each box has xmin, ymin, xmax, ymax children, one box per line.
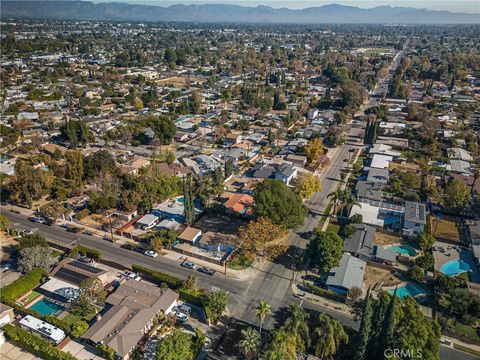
<box><xmin>433</xmin><ymin>241</ymin><xmax>480</xmax><ymax>282</ymax></box>
<box><xmin>382</xmin><ymin>281</ymin><xmax>427</xmax><ymax>300</ymax></box>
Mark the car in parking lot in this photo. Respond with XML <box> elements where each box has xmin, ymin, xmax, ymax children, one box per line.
<box><xmin>144</xmin><ymin>250</ymin><xmax>158</xmax><ymax>258</ymax></box>
<box><xmin>181</xmin><ymin>261</ymin><xmax>196</xmax><ymax>269</ymax></box>
<box><xmin>197</xmin><ymin>266</ymin><xmax>215</xmax><ymax>276</ymax></box>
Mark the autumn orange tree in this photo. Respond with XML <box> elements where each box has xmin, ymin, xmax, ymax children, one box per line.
<box><xmin>238</xmin><ymin>217</ymin><xmax>288</xmax><ymax>261</ymax></box>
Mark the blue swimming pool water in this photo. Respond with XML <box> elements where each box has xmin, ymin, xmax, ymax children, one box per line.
<box><xmin>440</xmin><ymin>260</ymin><xmax>471</xmax><ymax>276</ymax></box>
<box><xmin>387</xmin><ymin>244</ymin><xmax>417</xmax><ymax>256</ymax></box>
<box><xmin>389</xmin><ymin>283</ymin><xmax>426</xmax><ymax>299</ymax></box>
<box><xmin>29</xmin><ymin>299</ymin><xmax>64</xmax><ymax>316</ymax></box>
<box><xmin>177</xmin><ymin>196</ymin><xmax>185</xmax><ymax>203</ymax></box>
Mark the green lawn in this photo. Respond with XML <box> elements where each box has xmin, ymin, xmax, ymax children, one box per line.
<box><xmin>228</xmin><ymin>254</ymin><xmax>252</xmax><ymax>270</ymax></box>
<box><xmin>446</xmin><ymin>319</ymin><xmax>480</xmax><ymax>341</ymax></box>
<box><xmin>62</xmin><ymin>313</ymin><xmax>81</xmax><ymax>326</ymax></box>
<box><xmin>326</xmin><ymin>223</ymin><xmax>340</xmax><ymax>234</ymax></box>
<box><xmin>50</xmin><ymin>249</ymin><xmax>63</xmax><ymax>258</ymax></box>
<box><xmin>23</xmin><ymin>291</ymin><xmax>41</xmax><ymax>305</ymax></box>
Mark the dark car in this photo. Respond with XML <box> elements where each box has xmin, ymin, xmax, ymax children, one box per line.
<box><xmin>67</xmin><ymin>226</ymin><xmax>83</xmax><ymax>234</ymax></box>
<box><xmin>120</xmin><ymin>243</ymin><xmax>144</xmax><ymax>253</ymax></box>
<box><xmin>198</xmin><ymin>267</ymin><xmax>215</xmax><ymax>276</ymax></box>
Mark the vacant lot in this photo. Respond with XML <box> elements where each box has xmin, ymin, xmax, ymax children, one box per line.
<box><xmin>431</xmin><ymin>218</ymin><xmax>460</xmax><ymax>241</ymax></box>
<box><xmin>364</xmin><ymin>265</ymin><xmax>401</xmax><ymax>290</ymax></box>
<box><xmin>195</xmin><ymin>214</ymin><xmax>247</xmax><ymax>235</ymax></box>
<box><xmin>374</xmin><ymin>231</ymin><xmax>402</xmax><ymax>246</ymax></box>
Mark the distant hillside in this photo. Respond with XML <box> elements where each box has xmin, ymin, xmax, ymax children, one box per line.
<box><xmin>1</xmin><ymin>1</ymin><xmax>479</xmax><ymax>24</ymax></box>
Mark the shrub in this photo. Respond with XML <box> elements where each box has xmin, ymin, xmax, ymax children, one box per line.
<box><xmin>304</xmin><ymin>283</ymin><xmax>346</xmax><ymax>303</ymax></box>
<box><xmin>71</xmin><ymin>320</ymin><xmax>89</xmax><ymax>338</ymax></box>
<box><xmin>69</xmin><ymin>246</ymin><xmax>101</xmax><ymax>260</ymax></box>
<box><xmin>178</xmin><ymin>288</ymin><xmax>206</xmax><ymax>306</ymax></box>
<box><xmin>96</xmin><ymin>343</ymin><xmax>115</xmax><ymax>360</ymax></box>
<box><xmin>76</xmin><ymin>208</ymin><xmax>90</xmax><ymax>220</ymax></box>
<box><xmin>132</xmin><ymin>264</ymin><xmax>183</xmax><ymax>289</ymax></box>
<box><xmin>3</xmin><ymin>324</ymin><xmax>77</xmax><ymax>360</ymax></box>
<box><xmin>0</xmin><ymin>268</ymin><xmax>46</xmax><ymax>302</ymax></box>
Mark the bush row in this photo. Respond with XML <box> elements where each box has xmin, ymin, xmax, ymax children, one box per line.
<box><xmin>304</xmin><ymin>283</ymin><xmax>346</xmax><ymax>303</ymax></box>
<box><xmin>132</xmin><ymin>264</ymin><xmax>183</xmax><ymax>289</ymax></box>
<box><xmin>0</xmin><ymin>268</ymin><xmax>47</xmax><ymax>302</ymax></box>
<box><xmin>69</xmin><ymin>246</ymin><xmax>102</xmax><ymax>260</ymax></box>
<box><xmin>3</xmin><ymin>324</ymin><xmax>77</xmax><ymax>360</ymax></box>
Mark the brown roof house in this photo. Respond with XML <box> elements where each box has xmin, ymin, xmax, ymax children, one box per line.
<box><xmin>82</xmin><ymin>280</ymin><xmax>178</xmax><ymax>359</ymax></box>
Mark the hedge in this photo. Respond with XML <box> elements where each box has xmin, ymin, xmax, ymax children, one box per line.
<box><xmin>0</xmin><ymin>268</ymin><xmax>46</xmax><ymax>302</ymax></box>
<box><xmin>178</xmin><ymin>288</ymin><xmax>206</xmax><ymax>307</ymax></box>
<box><xmin>132</xmin><ymin>264</ymin><xmax>183</xmax><ymax>289</ymax></box>
<box><xmin>304</xmin><ymin>283</ymin><xmax>346</xmax><ymax>303</ymax></box>
<box><xmin>3</xmin><ymin>324</ymin><xmax>77</xmax><ymax>360</ymax></box>
<box><xmin>69</xmin><ymin>246</ymin><xmax>102</xmax><ymax>260</ymax></box>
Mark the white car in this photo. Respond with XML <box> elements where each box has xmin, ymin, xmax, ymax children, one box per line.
<box><xmin>126</xmin><ymin>272</ymin><xmax>142</xmax><ymax>281</ymax></box>
<box><xmin>175</xmin><ymin>311</ymin><xmax>189</xmax><ymax>323</ymax></box>
<box><xmin>144</xmin><ymin>250</ymin><xmax>158</xmax><ymax>258</ymax></box>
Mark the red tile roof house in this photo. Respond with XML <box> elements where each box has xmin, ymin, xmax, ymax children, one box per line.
<box><xmin>223</xmin><ymin>193</ymin><xmax>254</xmax><ymax>217</ymax></box>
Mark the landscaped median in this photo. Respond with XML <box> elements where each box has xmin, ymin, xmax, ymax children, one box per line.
<box><xmin>132</xmin><ymin>264</ymin><xmax>227</xmax><ymax>324</ymax></box>
<box><xmin>2</xmin><ymin>324</ymin><xmax>77</xmax><ymax>360</ymax></box>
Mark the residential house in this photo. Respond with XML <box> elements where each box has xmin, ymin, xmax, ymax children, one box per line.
<box><xmin>326</xmin><ymin>253</ymin><xmax>366</xmax><ymax>294</ymax></box>
<box><xmin>82</xmin><ymin>280</ymin><xmax>178</xmax><ymax>360</ymax></box>
<box><xmin>223</xmin><ymin>193</ymin><xmax>254</xmax><ymax>217</ymax></box>
<box><xmin>178</xmin><ymin>226</ymin><xmax>202</xmax><ymax>244</ymax></box>
<box><xmin>402</xmin><ymin>201</ymin><xmax>427</xmax><ymax>236</ymax></box>
<box><xmin>0</xmin><ymin>304</ymin><xmax>14</xmax><ymax>327</ymax></box>
<box><xmin>342</xmin><ymin>224</ymin><xmax>376</xmax><ymax>261</ymax></box>
<box><xmin>135</xmin><ymin>213</ymin><xmax>159</xmax><ymax>230</ymax></box>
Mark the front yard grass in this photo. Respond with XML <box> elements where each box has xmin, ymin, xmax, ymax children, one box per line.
<box><xmin>326</xmin><ymin>223</ymin><xmax>340</xmax><ymax>234</ymax></box>
<box><xmin>446</xmin><ymin>319</ymin><xmax>480</xmax><ymax>342</ymax></box>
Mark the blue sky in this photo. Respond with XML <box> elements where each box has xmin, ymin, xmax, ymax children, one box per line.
<box><xmin>95</xmin><ymin>0</ymin><xmax>480</xmax><ymax>14</ymax></box>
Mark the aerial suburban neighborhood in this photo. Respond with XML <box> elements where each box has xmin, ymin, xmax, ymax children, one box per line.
<box><xmin>0</xmin><ymin>2</ymin><xmax>479</xmax><ymax>360</ymax></box>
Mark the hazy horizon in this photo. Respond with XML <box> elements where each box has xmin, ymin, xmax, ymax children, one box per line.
<box><xmin>91</xmin><ymin>0</ymin><xmax>480</xmax><ymax>14</ymax></box>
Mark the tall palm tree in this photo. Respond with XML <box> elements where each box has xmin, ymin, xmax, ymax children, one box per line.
<box><xmin>313</xmin><ymin>313</ymin><xmax>348</xmax><ymax>359</ymax></box>
<box><xmin>340</xmin><ymin>190</ymin><xmax>360</xmax><ymax>218</ymax></box>
<box><xmin>327</xmin><ymin>189</ymin><xmax>343</xmax><ymax>217</ymax></box>
<box><xmin>239</xmin><ymin>327</ymin><xmax>261</xmax><ymax>359</ymax></box>
<box><xmin>284</xmin><ymin>303</ymin><xmax>310</xmax><ymax>353</ymax></box>
<box><xmin>254</xmin><ymin>300</ymin><xmax>271</xmax><ymax>335</ymax></box>
<box><xmin>264</xmin><ymin>326</ymin><xmax>297</xmax><ymax>360</ymax></box>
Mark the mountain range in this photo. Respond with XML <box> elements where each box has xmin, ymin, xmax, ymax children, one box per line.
<box><xmin>1</xmin><ymin>1</ymin><xmax>479</xmax><ymax>24</ymax></box>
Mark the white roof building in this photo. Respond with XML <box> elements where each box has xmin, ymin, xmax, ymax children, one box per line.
<box><xmin>370</xmin><ymin>154</ymin><xmax>393</xmax><ymax>169</ymax></box>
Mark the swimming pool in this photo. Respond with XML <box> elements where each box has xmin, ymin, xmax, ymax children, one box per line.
<box><xmin>440</xmin><ymin>260</ymin><xmax>471</xmax><ymax>276</ymax></box>
<box><xmin>388</xmin><ymin>283</ymin><xmax>426</xmax><ymax>299</ymax></box>
<box><xmin>387</xmin><ymin>244</ymin><xmax>417</xmax><ymax>257</ymax></box>
<box><xmin>176</xmin><ymin>196</ymin><xmax>185</xmax><ymax>203</ymax></box>
<box><xmin>29</xmin><ymin>299</ymin><xmax>64</xmax><ymax>316</ymax></box>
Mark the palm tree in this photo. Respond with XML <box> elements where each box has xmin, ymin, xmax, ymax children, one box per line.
<box><xmin>471</xmin><ymin>166</ymin><xmax>480</xmax><ymax>195</ymax></box>
<box><xmin>327</xmin><ymin>189</ymin><xmax>343</xmax><ymax>217</ymax></box>
<box><xmin>254</xmin><ymin>300</ymin><xmax>271</xmax><ymax>335</ymax></box>
<box><xmin>313</xmin><ymin>313</ymin><xmax>348</xmax><ymax>359</ymax></box>
<box><xmin>284</xmin><ymin>303</ymin><xmax>310</xmax><ymax>353</ymax></box>
<box><xmin>339</xmin><ymin>190</ymin><xmax>360</xmax><ymax>218</ymax></box>
<box><xmin>239</xmin><ymin>327</ymin><xmax>261</xmax><ymax>359</ymax></box>
<box><xmin>264</xmin><ymin>326</ymin><xmax>297</xmax><ymax>360</ymax></box>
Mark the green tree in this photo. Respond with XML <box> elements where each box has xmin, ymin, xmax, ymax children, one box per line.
<box><xmin>225</xmin><ymin>159</ymin><xmax>234</xmax><ymax>178</ymax></box>
<box><xmin>149</xmin><ymin>115</ymin><xmax>176</xmax><ymax>145</ymax></box>
<box><xmin>17</xmin><ymin>233</ymin><xmax>48</xmax><ymax>250</ymax></box>
<box><xmin>205</xmin><ymin>291</ymin><xmax>228</xmax><ymax>323</ymax></box>
<box><xmin>312</xmin><ymin>313</ymin><xmax>348</xmax><ymax>359</ymax></box>
<box><xmin>183</xmin><ymin>174</ymin><xmax>195</xmax><ymax>226</ymax></box>
<box><xmin>96</xmin><ymin>343</ymin><xmax>115</xmax><ymax>360</ymax></box>
<box><xmin>74</xmin><ymin>278</ymin><xmax>106</xmax><ymax>316</ymax></box>
<box><xmin>239</xmin><ymin>327</ymin><xmax>260</xmax><ymax>359</ymax></box>
<box><xmin>253</xmin><ymin>180</ymin><xmax>306</xmax><ymax>229</ymax></box>
<box><xmin>410</xmin><ymin>265</ymin><xmax>425</xmax><ymax>283</ymax></box>
<box><xmin>39</xmin><ymin>201</ymin><xmax>68</xmax><ymax>221</ymax></box>
<box><xmin>379</xmin><ymin>288</ymin><xmax>397</xmax><ymax>355</ymax></box>
<box><xmin>254</xmin><ymin>300</ymin><xmax>271</xmax><ymax>335</ymax></box>
<box><xmin>417</xmin><ymin>232</ymin><xmax>435</xmax><ymax>250</ymax></box>
<box><xmin>0</xmin><ymin>215</ymin><xmax>9</xmax><ymax>231</ymax></box>
<box><xmin>354</xmin><ymin>288</ymin><xmax>373</xmax><ymax>360</ymax></box>
<box><xmin>18</xmin><ymin>246</ymin><xmax>53</xmax><ymax>273</ymax></box>
<box><xmin>264</xmin><ymin>326</ymin><xmax>297</xmax><ymax>360</ymax></box>
<box><xmin>307</xmin><ymin>231</ymin><xmax>344</xmax><ymax>273</ymax></box>
<box><xmin>61</xmin><ymin>119</ymin><xmax>91</xmax><ymax>148</ymax></box>
<box><xmin>65</xmin><ymin>150</ymin><xmax>84</xmax><ymax>188</ymax></box>
<box><xmin>445</xmin><ymin>179</ymin><xmax>471</xmax><ymax>212</ymax></box>
<box><xmin>156</xmin><ymin>330</ymin><xmax>194</xmax><ymax>360</ymax></box>
<box><xmin>303</xmin><ymin>137</ymin><xmax>325</xmax><ymax>163</ymax></box>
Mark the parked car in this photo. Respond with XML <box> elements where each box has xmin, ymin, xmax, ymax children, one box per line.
<box><xmin>181</xmin><ymin>261</ymin><xmax>196</xmax><ymax>269</ymax></box>
<box><xmin>125</xmin><ymin>272</ymin><xmax>141</xmax><ymax>281</ymax></box>
<box><xmin>175</xmin><ymin>311</ymin><xmax>189</xmax><ymax>323</ymax></box>
<box><xmin>28</xmin><ymin>217</ymin><xmax>46</xmax><ymax>224</ymax></box>
<box><xmin>198</xmin><ymin>267</ymin><xmax>215</xmax><ymax>276</ymax></box>
<box><xmin>84</xmin><ymin>230</ymin><xmax>93</xmax><ymax>236</ymax></box>
<box><xmin>144</xmin><ymin>250</ymin><xmax>158</xmax><ymax>258</ymax></box>
<box><xmin>67</xmin><ymin>226</ymin><xmax>83</xmax><ymax>234</ymax></box>
<box><xmin>177</xmin><ymin>304</ymin><xmax>192</xmax><ymax>315</ymax></box>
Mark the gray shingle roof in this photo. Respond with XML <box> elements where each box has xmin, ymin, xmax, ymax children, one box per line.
<box><xmin>326</xmin><ymin>254</ymin><xmax>366</xmax><ymax>291</ymax></box>
<box><xmin>404</xmin><ymin>201</ymin><xmax>427</xmax><ymax>224</ymax></box>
